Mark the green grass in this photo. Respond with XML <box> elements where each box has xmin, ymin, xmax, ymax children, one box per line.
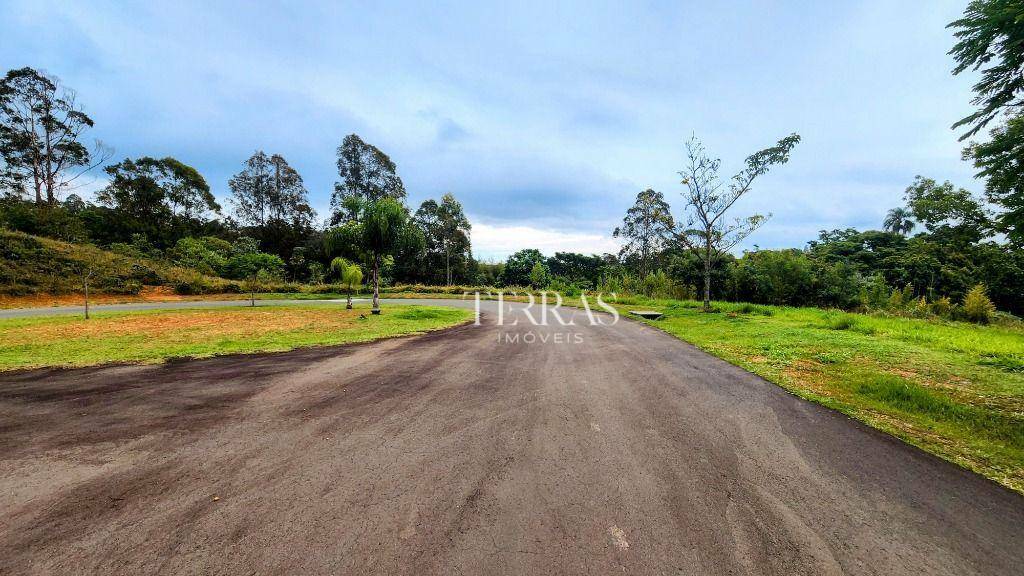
<box><xmin>0</xmin><ymin>303</ymin><xmax>472</xmax><ymax>371</ymax></box>
<box><xmin>613</xmin><ymin>298</ymin><xmax>1024</xmax><ymax>493</ymax></box>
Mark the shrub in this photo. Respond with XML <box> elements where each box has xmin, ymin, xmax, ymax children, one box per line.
<box><xmin>735</xmin><ymin>303</ymin><xmax>773</xmax><ymax>316</ymax></box>
<box><xmin>930</xmin><ymin>296</ymin><xmax>953</xmax><ymax>318</ymax></box>
<box><xmin>886</xmin><ymin>288</ymin><xmax>905</xmax><ymax>311</ymax></box>
<box><xmin>962</xmin><ymin>284</ymin><xmax>996</xmax><ymax>324</ymax></box>
<box><xmin>907</xmin><ymin>296</ymin><xmax>929</xmax><ymax>318</ymax></box>
<box><xmin>826</xmin><ymin>315</ymin><xmax>857</xmax><ymax>331</ymax></box>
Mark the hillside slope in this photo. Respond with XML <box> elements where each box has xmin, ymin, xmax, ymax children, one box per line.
<box><xmin>0</xmin><ymin>228</ymin><xmax>228</xmax><ymax>297</ymax></box>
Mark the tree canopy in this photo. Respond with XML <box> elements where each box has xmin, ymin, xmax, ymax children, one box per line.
<box><xmin>0</xmin><ymin>67</ymin><xmax>108</xmax><ymax>204</ymax></box>
<box><xmin>331</xmin><ymin>134</ymin><xmax>406</xmax><ymax>225</ymax></box>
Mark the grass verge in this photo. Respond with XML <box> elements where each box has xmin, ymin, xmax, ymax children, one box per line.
<box><xmin>0</xmin><ymin>303</ymin><xmax>472</xmax><ymax>371</ymax></box>
<box><xmin>618</xmin><ymin>299</ymin><xmax>1024</xmax><ymax>494</ymax></box>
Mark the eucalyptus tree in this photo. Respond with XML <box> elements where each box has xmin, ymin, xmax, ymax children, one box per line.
<box><xmin>331</xmin><ymin>134</ymin><xmax>406</xmax><ymax>225</ymax></box>
<box><xmin>613</xmin><ymin>188</ymin><xmax>675</xmax><ymax>278</ymax></box>
<box><xmin>676</xmin><ymin>134</ymin><xmax>800</xmax><ymax>311</ymax></box>
<box><xmin>415</xmin><ymin>192</ymin><xmax>471</xmax><ymax>285</ymax></box>
<box><xmin>0</xmin><ymin>67</ymin><xmax>110</xmax><ymax>204</ymax></box>
<box><xmin>230</xmin><ymin>151</ymin><xmax>313</xmax><ymax>228</ymax></box>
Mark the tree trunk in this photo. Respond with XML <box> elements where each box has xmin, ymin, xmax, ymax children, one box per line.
<box><xmin>346</xmin><ymin>288</ymin><xmax>353</xmax><ymax>309</ymax></box>
<box><xmin>32</xmin><ymin>151</ymin><xmax>43</xmax><ymax>205</ymax></box>
<box><xmin>445</xmin><ymin>247</ymin><xmax>451</xmax><ymax>286</ymax></box>
<box><xmin>250</xmin><ymin>274</ymin><xmax>256</xmax><ymax>307</ymax></box>
<box><xmin>372</xmin><ymin>254</ymin><xmax>381</xmax><ymax>314</ymax></box>
<box><xmin>83</xmin><ymin>274</ymin><xmax>90</xmax><ymax>320</ymax></box>
<box><xmin>703</xmin><ymin>241</ymin><xmax>712</xmax><ymax>313</ymax></box>
<box><xmin>43</xmin><ymin>108</ymin><xmax>55</xmax><ymax>205</ymax></box>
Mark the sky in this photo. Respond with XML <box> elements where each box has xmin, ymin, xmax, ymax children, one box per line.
<box><xmin>1</xmin><ymin>0</ymin><xmax>981</xmax><ymax>260</ymax></box>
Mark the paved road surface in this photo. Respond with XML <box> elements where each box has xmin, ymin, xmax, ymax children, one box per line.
<box><xmin>1</xmin><ymin>299</ymin><xmax>1021</xmax><ymax>575</ymax></box>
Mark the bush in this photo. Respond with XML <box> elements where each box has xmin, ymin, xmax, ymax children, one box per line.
<box><xmin>735</xmin><ymin>303</ymin><xmax>773</xmax><ymax>316</ymax></box>
<box><xmin>930</xmin><ymin>296</ymin><xmax>953</xmax><ymax>318</ymax></box>
<box><xmin>962</xmin><ymin>284</ymin><xmax>996</xmax><ymax>324</ymax></box>
<box><xmin>826</xmin><ymin>315</ymin><xmax>857</xmax><ymax>331</ymax></box>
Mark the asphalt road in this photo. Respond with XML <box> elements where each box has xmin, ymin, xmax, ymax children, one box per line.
<box><xmin>1</xmin><ymin>299</ymin><xmax>1021</xmax><ymax>575</ymax></box>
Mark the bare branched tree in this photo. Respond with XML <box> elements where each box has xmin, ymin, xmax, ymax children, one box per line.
<box><xmin>676</xmin><ymin>134</ymin><xmax>800</xmax><ymax>311</ymax></box>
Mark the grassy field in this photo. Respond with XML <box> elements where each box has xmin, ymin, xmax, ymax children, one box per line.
<box><xmin>612</xmin><ymin>299</ymin><xmax>1024</xmax><ymax>493</ymax></box>
<box><xmin>0</xmin><ymin>303</ymin><xmax>472</xmax><ymax>371</ymax></box>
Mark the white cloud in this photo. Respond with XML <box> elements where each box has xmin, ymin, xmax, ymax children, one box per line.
<box><xmin>472</xmin><ymin>221</ymin><xmax>620</xmax><ymax>261</ymax></box>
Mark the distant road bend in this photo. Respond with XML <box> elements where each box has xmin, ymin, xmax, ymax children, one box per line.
<box><xmin>0</xmin><ymin>299</ymin><xmax>1021</xmax><ymax>575</ymax></box>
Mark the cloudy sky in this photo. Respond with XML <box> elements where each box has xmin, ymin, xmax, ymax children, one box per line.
<box><xmin>1</xmin><ymin>0</ymin><xmax>980</xmax><ymax>260</ymax></box>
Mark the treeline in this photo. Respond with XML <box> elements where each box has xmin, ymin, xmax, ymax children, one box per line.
<box><xmin>532</xmin><ymin>174</ymin><xmax>1022</xmax><ymax>319</ymax></box>
<box><xmin>0</xmin><ymin>67</ymin><xmax>480</xmax><ymax>291</ymax></box>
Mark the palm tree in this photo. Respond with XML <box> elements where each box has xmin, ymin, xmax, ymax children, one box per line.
<box><xmin>361</xmin><ymin>198</ymin><xmax>408</xmax><ymax>314</ymax></box>
<box><xmin>884</xmin><ymin>207</ymin><xmax>915</xmax><ymax>236</ymax></box>
<box><xmin>331</xmin><ymin>257</ymin><xmax>363</xmax><ymax>309</ymax></box>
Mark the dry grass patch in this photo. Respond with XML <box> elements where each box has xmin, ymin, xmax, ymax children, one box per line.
<box><xmin>0</xmin><ymin>304</ymin><xmax>472</xmax><ymax>371</ymax></box>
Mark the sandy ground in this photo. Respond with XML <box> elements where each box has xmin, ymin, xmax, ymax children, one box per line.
<box><xmin>1</xmin><ymin>300</ymin><xmax>1021</xmax><ymax>575</ymax></box>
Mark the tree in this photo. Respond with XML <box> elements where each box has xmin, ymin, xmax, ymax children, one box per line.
<box><xmin>0</xmin><ymin>67</ymin><xmax>110</xmax><ymax>204</ymax></box>
<box><xmin>229</xmin><ymin>151</ymin><xmax>273</xmax><ymax>228</ymax></box>
<box><xmin>97</xmin><ymin>156</ymin><xmax>216</xmax><ymax>246</ymax></box>
<box><xmin>903</xmin><ymin>176</ymin><xmax>990</xmax><ymax>244</ymax></box>
<box><xmin>230</xmin><ymin>251</ymin><xmax>285</xmax><ymax>307</ymax></box>
<box><xmin>500</xmin><ymin>249</ymin><xmax>547</xmax><ymax>287</ymax></box>
<box><xmin>229</xmin><ymin>151</ymin><xmax>315</xmax><ymax>261</ymax></box>
<box><xmin>883</xmin><ymin>207</ymin><xmax>915</xmax><ymax>236</ymax></box>
<box><xmin>267</xmin><ymin>153</ymin><xmax>314</xmax><ymax>226</ymax></box>
<box><xmin>331</xmin><ymin>256</ymin><xmax>363</xmax><ymax>309</ymax></box>
<box><xmin>613</xmin><ymin>189</ymin><xmax>675</xmax><ymax>277</ymax></box>
<box><xmin>231</xmin><ymin>151</ymin><xmax>314</xmax><ymax>228</ymax></box>
<box><xmin>676</xmin><ymin>134</ymin><xmax>800</xmax><ymax>311</ymax></box>
<box><xmin>331</xmin><ymin>134</ymin><xmax>406</xmax><ymax>225</ymax></box>
<box><xmin>962</xmin><ymin>113</ymin><xmax>1024</xmax><ymax>243</ymax></box>
<box><xmin>361</xmin><ymin>198</ymin><xmax>409</xmax><ymax>313</ymax></box>
<box><xmin>547</xmin><ymin>252</ymin><xmax>607</xmax><ymax>287</ymax></box>
<box><xmin>949</xmin><ymin>1</ymin><xmax>1024</xmax><ymax>139</ymax></box>
<box><xmin>949</xmin><ymin>2</ymin><xmax>1024</xmax><ymax>242</ymax></box>
<box><xmin>77</xmin><ymin>247</ymin><xmax>107</xmax><ymax>320</ymax></box>
<box><xmin>528</xmin><ymin>261</ymin><xmax>549</xmax><ymax>288</ymax></box>
<box><xmin>415</xmin><ymin>193</ymin><xmax>472</xmax><ymax>285</ymax></box>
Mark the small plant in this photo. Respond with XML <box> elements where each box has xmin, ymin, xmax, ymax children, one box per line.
<box><xmin>331</xmin><ymin>257</ymin><xmax>363</xmax><ymax>309</ymax></box>
<box><xmin>735</xmin><ymin>303</ymin><xmax>773</xmax><ymax>316</ymax></box>
<box><xmin>930</xmin><ymin>296</ymin><xmax>953</xmax><ymax>318</ymax></box>
<box><xmin>886</xmin><ymin>288</ymin><xmax>905</xmax><ymax>311</ymax></box>
<box><xmin>826</xmin><ymin>315</ymin><xmax>857</xmax><ymax>330</ymax></box>
<box><xmin>962</xmin><ymin>284</ymin><xmax>996</xmax><ymax>324</ymax></box>
<box><xmin>911</xmin><ymin>296</ymin><xmax>929</xmax><ymax>318</ymax></box>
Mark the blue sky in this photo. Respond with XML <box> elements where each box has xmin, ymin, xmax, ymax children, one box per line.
<box><xmin>1</xmin><ymin>0</ymin><xmax>980</xmax><ymax>260</ymax></box>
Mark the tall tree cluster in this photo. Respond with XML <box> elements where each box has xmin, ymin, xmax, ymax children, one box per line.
<box><xmin>414</xmin><ymin>193</ymin><xmax>472</xmax><ymax>285</ymax></box>
<box><xmin>229</xmin><ymin>151</ymin><xmax>314</xmax><ymax>229</ymax></box>
<box><xmin>323</xmin><ymin>133</ymin><xmax>476</xmax><ymax>300</ymax></box>
<box><xmin>331</xmin><ymin>134</ymin><xmax>407</xmax><ymax>225</ymax></box>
